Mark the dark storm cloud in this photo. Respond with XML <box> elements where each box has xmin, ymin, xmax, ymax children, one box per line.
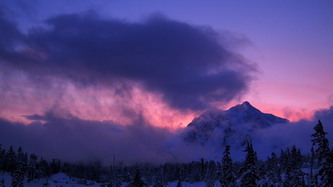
<box><xmin>0</xmin><ymin>10</ymin><xmax>24</xmax><ymax>59</ymax></box>
<box><xmin>0</xmin><ymin>11</ymin><xmax>256</xmax><ymax>110</ymax></box>
<box><xmin>0</xmin><ymin>112</ymin><xmax>173</xmax><ymax>164</ymax></box>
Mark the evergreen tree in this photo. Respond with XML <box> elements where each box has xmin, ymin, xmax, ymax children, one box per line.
<box><xmin>153</xmin><ymin>168</ymin><xmax>165</xmax><ymax>187</ymax></box>
<box><xmin>309</xmin><ymin>146</ymin><xmax>317</xmax><ymax>185</ymax></box>
<box><xmin>289</xmin><ymin>167</ymin><xmax>305</xmax><ymax>186</ymax></box>
<box><xmin>122</xmin><ymin>167</ymin><xmax>132</xmax><ymax>183</ymax></box>
<box><xmin>178</xmin><ymin>165</ymin><xmax>186</xmax><ymax>182</ymax></box>
<box><xmin>0</xmin><ymin>145</ymin><xmax>5</xmax><ymax>170</ymax></box>
<box><xmin>220</xmin><ymin>145</ymin><xmax>235</xmax><ymax>186</ymax></box>
<box><xmin>239</xmin><ymin>140</ymin><xmax>258</xmax><ymax>187</ymax></box>
<box><xmin>256</xmin><ymin>161</ymin><xmax>266</xmax><ymax>182</ymax></box>
<box><xmin>50</xmin><ymin>159</ymin><xmax>61</xmax><ymax>174</ymax></box>
<box><xmin>311</xmin><ymin>120</ymin><xmax>333</xmax><ymax>186</ymax></box>
<box><xmin>130</xmin><ymin>168</ymin><xmax>145</xmax><ymax>187</ymax></box>
<box><xmin>291</xmin><ymin>146</ymin><xmax>303</xmax><ymax>168</ymax></box>
<box><xmin>3</xmin><ymin>146</ymin><xmax>16</xmax><ymax>173</ymax></box>
<box><xmin>176</xmin><ymin>179</ymin><xmax>182</xmax><ymax>187</ymax></box>
<box><xmin>162</xmin><ymin>163</ymin><xmax>176</xmax><ymax>183</ymax></box>
<box><xmin>12</xmin><ymin>147</ymin><xmax>26</xmax><ymax>187</ymax></box>
<box><xmin>205</xmin><ymin>160</ymin><xmax>217</xmax><ymax>187</ymax></box>
<box><xmin>116</xmin><ymin>171</ymin><xmax>123</xmax><ymax>186</ymax></box>
<box><xmin>188</xmin><ymin>161</ymin><xmax>201</xmax><ymax>183</ymax></box>
<box><xmin>27</xmin><ymin>154</ymin><xmax>38</xmax><ymax>182</ymax></box>
<box><xmin>289</xmin><ymin>147</ymin><xmax>305</xmax><ymax>186</ymax></box>
<box><xmin>279</xmin><ymin>149</ymin><xmax>287</xmax><ymax>172</ymax></box>
<box><xmin>37</xmin><ymin>157</ymin><xmax>51</xmax><ymax>178</ymax></box>
<box><xmin>280</xmin><ymin>146</ymin><xmax>305</xmax><ymax>186</ymax></box>
<box><xmin>200</xmin><ymin>158</ymin><xmax>205</xmax><ymax>181</ymax></box>
<box><xmin>265</xmin><ymin>153</ymin><xmax>282</xmax><ymax>185</ymax></box>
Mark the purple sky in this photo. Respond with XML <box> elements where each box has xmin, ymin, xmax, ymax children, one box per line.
<box><xmin>0</xmin><ymin>0</ymin><xmax>333</xmax><ymax>163</ymax></box>
<box><xmin>1</xmin><ymin>0</ymin><xmax>332</xmax><ymax>124</ymax></box>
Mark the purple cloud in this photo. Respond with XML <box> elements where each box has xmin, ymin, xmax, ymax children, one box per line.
<box><xmin>0</xmin><ymin>11</ymin><xmax>256</xmax><ymax>111</ymax></box>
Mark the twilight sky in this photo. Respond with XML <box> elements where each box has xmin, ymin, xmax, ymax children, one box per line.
<box><xmin>1</xmin><ymin>0</ymin><xmax>333</xmax><ymax>127</ymax></box>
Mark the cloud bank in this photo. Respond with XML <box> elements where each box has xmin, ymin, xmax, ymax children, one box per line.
<box><xmin>0</xmin><ymin>106</ymin><xmax>332</xmax><ymax>164</ymax></box>
<box><xmin>253</xmin><ymin>106</ymin><xmax>333</xmax><ymax>158</ymax></box>
<box><xmin>0</xmin><ymin>112</ymin><xmax>174</xmax><ymax>165</ymax></box>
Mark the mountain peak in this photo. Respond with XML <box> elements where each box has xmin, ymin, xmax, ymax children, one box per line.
<box><xmin>228</xmin><ymin>101</ymin><xmax>259</xmax><ymax>114</ymax></box>
<box><xmin>187</xmin><ymin>101</ymin><xmax>288</xmax><ymax>129</ymax></box>
<box><xmin>239</xmin><ymin>101</ymin><xmax>255</xmax><ymax>110</ymax></box>
<box><xmin>241</xmin><ymin>101</ymin><xmax>252</xmax><ymax>107</ymax></box>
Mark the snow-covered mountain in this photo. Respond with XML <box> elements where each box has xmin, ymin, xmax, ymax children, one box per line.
<box><xmin>182</xmin><ymin>101</ymin><xmax>289</xmax><ymax>150</ymax></box>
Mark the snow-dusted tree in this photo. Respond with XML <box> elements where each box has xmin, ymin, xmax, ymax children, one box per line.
<box><xmin>311</xmin><ymin>120</ymin><xmax>333</xmax><ymax>186</ymax></box>
<box><xmin>188</xmin><ymin>161</ymin><xmax>201</xmax><ymax>183</ymax></box>
<box><xmin>220</xmin><ymin>145</ymin><xmax>235</xmax><ymax>186</ymax></box>
<box><xmin>27</xmin><ymin>154</ymin><xmax>38</xmax><ymax>182</ymax></box>
<box><xmin>162</xmin><ymin>163</ymin><xmax>177</xmax><ymax>182</ymax></box>
<box><xmin>0</xmin><ymin>145</ymin><xmax>5</xmax><ymax>170</ymax></box>
<box><xmin>113</xmin><ymin>167</ymin><xmax>124</xmax><ymax>187</ymax></box>
<box><xmin>256</xmin><ymin>161</ymin><xmax>266</xmax><ymax>182</ymax></box>
<box><xmin>122</xmin><ymin>167</ymin><xmax>132</xmax><ymax>183</ymax></box>
<box><xmin>178</xmin><ymin>165</ymin><xmax>186</xmax><ymax>182</ymax></box>
<box><xmin>279</xmin><ymin>148</ymin><xmax>291</xmax><ymax>172</ymax></box>
<box><xmin>289</xmin><ymin>150</ymin><xmax>305</xmax><ymax>186</ymax></box>
<box><xmin>176</xmin><ymin>179</ymin><xmax>182</xmax><ymax>187</ymax></box>
<box><xmin>37</xmin><ymin>157</ymin><xmax>51</xmax><ymax>178</ymax></box>
<box><xmin>12</xmin><ymin>147</ymin><xmax>26</xmax><ymax>187</ymax></box>
<box><xmin>309</xmin><ymin>146</ymin><xmax>317</xmax><ymax>185</ymax></box>
<box><xmin>50</xmin><ymin>159</ymin><xmax>61</xmax><ymax>174</ymax></box>
<box><xmin>265</xmin><ymin>152</ymin><xmax>282</xmax><ymax>185</ymax></box>
<box><xmin>153</xmin><ymin>168</ymin><xmax>165</xmax><ymax>187</ymax></box>
<box><xmin>312</xmin><ymin>121</ymin><xmax>330</xmax><ymax>160</ymax></box>
<box><xmin>3</xmin><ymin>146</ymin><xmax>16</xmax><ymax>173</ymax></box>
<box><xmin>291</xmin><ymin>146</ymin><xmax>303</xmax><ymax>168</ymax></box>
<box><xmin>205</xmin><ymin>160</ymin><xmax>217</xmax><ymax>187</ymax></box>
<box><xmin>280</xmin><ymin>146</ymin><xmax>305</xmax><ymax>186</ymax></box>
<box><xmin>288</xmin><ymin>167</ymin><xmax>305</xmax><ymax>186</ymax></box>
<box><xmin>200</xmin><ymin>158</ymin><xmax>206</xmax><ymax>181</ymax></box>
<box><xmin>130</xmin><ymin>168</ymin><xmax>145</xmax><ymax>187</ymax></box>
<box><xmin>239</xmin><ymin>140</ymin><xmax>258</xmax><ymax>187</ymax></box>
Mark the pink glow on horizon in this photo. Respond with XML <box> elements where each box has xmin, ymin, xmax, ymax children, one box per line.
<box><xmin>0</xmin><ymin>72</ymin><xmax>195</xmax><ymax>129</ymax></box>
<box><xmin>1</xmin><ymin>66</ymin><xmax>331</xmax><ymax>129</ymax></box>
<box><xmin>0</xmin><ymin>75</ymin><xmax>329</xmax><ymax>128</ymax></box>
<box><xmin>237</xmin><ymin>77</ymin><xmax>333</xmax><ymax>122</ymax></box>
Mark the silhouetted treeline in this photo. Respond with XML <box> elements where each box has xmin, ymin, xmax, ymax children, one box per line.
<box><xmin>0</xmin><ymin>120</ymin><xmax>332</xmax><ymax>186</ymax></box>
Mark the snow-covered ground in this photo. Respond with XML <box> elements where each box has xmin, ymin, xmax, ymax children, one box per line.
<box><xmin>0</xmin><ymin>172</ymin><xmax>100</xmax><ymax>187</ymax></box>
<box><xmin>167</xmin><ymin>181</ymin><xmax>215</xmax><ymax>187</ymax></box>
<box><xmin>0</xmin><ymin>172</ymin><xmax>215</xmax><ymax>187</ymax></box>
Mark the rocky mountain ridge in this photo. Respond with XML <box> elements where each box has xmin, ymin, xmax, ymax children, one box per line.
<box><xmin>183</xmin><ymin>101</ymin><xmax>289</xmax><ymax>149</ymax></box>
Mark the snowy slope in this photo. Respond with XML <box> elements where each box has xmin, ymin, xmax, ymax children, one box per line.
<box><xmin>0</xmin><ymin>172</ymin><xmax>216</xmax><ymax>187</ymax></box>
<box><xmin>183</xmin><ymin>101</ymin><xmax>289</xmax><ymax>151</ymax></box>
<box><xmin>167</xmin><ymin>181</ymin><xmax>209</xmax><ymax>187</ymax></box>
<box><xmin>0</xmin><ymin>172</ymin><xmax>100</xmax><ymax>187</ymax></box>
